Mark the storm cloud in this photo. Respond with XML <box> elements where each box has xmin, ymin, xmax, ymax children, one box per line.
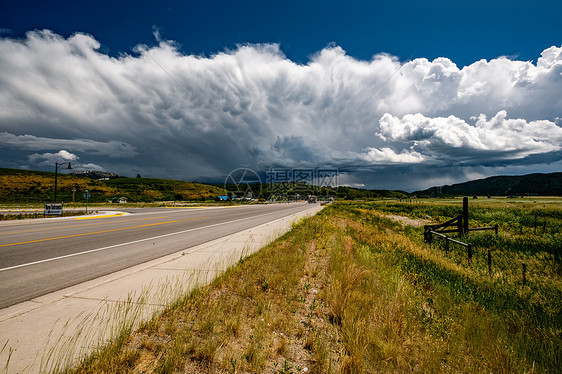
<box><xmin>0</xmin><ymin>30</ymin><xmax>561</xmax><ymax>189</ymax></box>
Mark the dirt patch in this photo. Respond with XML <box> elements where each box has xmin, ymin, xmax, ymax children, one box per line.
<box><xmin>383</xmin><ymin>214</ymin><xmax>431</xmax><ymax>228</ymax></box>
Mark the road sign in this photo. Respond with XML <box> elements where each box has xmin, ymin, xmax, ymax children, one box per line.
<box><xmin>44</xmin><ymin>203</ymin><xmax>63</xmax><ymax>216</ymax></box>
<box><xmin>83</xmin><ymin>189</ymin><xmax>91</xmax><ymax>214</ymax></box>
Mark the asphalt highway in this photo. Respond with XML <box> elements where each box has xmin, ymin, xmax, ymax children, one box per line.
<box><xmin>0</xmin><ymin>203</ymin><xmax>315</xmax><ymax>309</ymax></box>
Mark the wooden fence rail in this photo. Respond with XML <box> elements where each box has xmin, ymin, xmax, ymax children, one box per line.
<box><xmin>428</xmin><ymin>230</ymin><xmax>473</xmax><ymax>262</ymax></box>
<box><xmin>424</xmin><ymin>197</ymin><xmax>498</xmax><ymax>263</ymax></box>
<box><xmin>468</xmin><ymin>226</ymin><xmax>499</xmax><ymax>234</ymax></box>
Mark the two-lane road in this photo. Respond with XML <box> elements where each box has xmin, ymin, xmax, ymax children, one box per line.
<box><xmin>0</xmin><ymin>203</ymin><xmax>316</xmax><ymax>309</ymax></box>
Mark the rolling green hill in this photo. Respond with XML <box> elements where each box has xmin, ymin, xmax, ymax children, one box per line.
<box><xmin>414</xmin><ymin>172</ymin><xmax>562</xmax><ymax>197</ymax></box>
<box><xmin>0</xmin><ymin>168</ymin><xmax>226</xmax><ymax>203</ymax></box>
<box><xmin>103</xmin><ymin>177</ymin><xmax>226</xmax><ymax>202</ymax></box>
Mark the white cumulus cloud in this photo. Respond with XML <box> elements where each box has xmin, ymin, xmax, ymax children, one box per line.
<box><xmin>28</xmin><ymin>150</ymin><xmax>78</xmax><ymax>163</ymax></box>
<box><xmin>378</xmin><ymin>111</ymin><xmax>562</xmax><ymax>163</ymax></box>
<box><xmin>0</xmin><ymin>30</ymin><xmax>561</xmax><ymax>190</ymax></box>
<box><xmin>362</xmin><ymin>147</ymin><xmax>425</xmax><ymax>164</ymax></box>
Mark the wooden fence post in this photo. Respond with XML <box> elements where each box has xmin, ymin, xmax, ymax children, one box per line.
<box><xmin>424</xmin><ymin>227</ymin><xmax>433</xmax><ymax>244</ymax></box>
<box><xmin>462</xmin><ymin>197</ymin><xmax>469</xmax><ymax>236</ymax></box>
<box><xmin>488</xmin><ymin>249</ymin><xmax>492</xmax><ymax>274</ymax></box>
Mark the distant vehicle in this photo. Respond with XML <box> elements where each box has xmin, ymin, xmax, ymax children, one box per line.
<box><xmin>308</xmin><ymin>195</ymin><xmax>317</xmax><ymax>203</ymax></box>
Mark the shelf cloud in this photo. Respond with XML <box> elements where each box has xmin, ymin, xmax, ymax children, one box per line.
<box><xmin>0</xmin><ymin>30</ymin><xmax>561</xmax><ymax>189</ymax></box>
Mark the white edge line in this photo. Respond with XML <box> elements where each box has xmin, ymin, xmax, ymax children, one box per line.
<box><xmin>0</xmin><ymin>207</ymin><xmax>308</xmax><ymax>273</ymax></box>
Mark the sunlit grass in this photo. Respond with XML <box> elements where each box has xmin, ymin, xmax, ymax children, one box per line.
<box><xmin>343</xmin><ymin>199</ymin><xmax>562</xmax><ymax>371</ymax></box>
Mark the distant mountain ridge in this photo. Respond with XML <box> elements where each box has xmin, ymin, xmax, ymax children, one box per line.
<box><xmin>414</xmin><ymin>172</ymin><xmax>562</xmax><ymax>196</ymax></box>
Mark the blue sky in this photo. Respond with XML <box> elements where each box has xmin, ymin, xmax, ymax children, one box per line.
<box><xmin>3</xmin><ymin>0</ymin><xmax>561</xmax><ymax>66</ymax></box>
<box><xmin>1</xmin><ymin>0</ymin><xmax>561</xmax><ymax>191</ymax></box>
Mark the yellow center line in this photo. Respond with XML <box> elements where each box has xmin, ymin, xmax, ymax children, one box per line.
<box><xmin>0</xmin><ymin>216</ymin><xmax>208</xmax><ymax>247</ymax></box>
<box><xmin>75</xmin><ymin>212</ymin><xmax>126</xmax><ymax>220</ymax></box>
<box><xmin>164</xmin><ymin>205</ymin><xmax>241</xmax><ymax>209</ymax></box>
<box><xmin>164</xmin><ymin>206</ymin><xmax>205</xmax><ymax>209</ymax></box>
<box><xmin>0</xmin><ymin>216</ymin><xmax>171</xmax><ymax>237</ymax></box>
